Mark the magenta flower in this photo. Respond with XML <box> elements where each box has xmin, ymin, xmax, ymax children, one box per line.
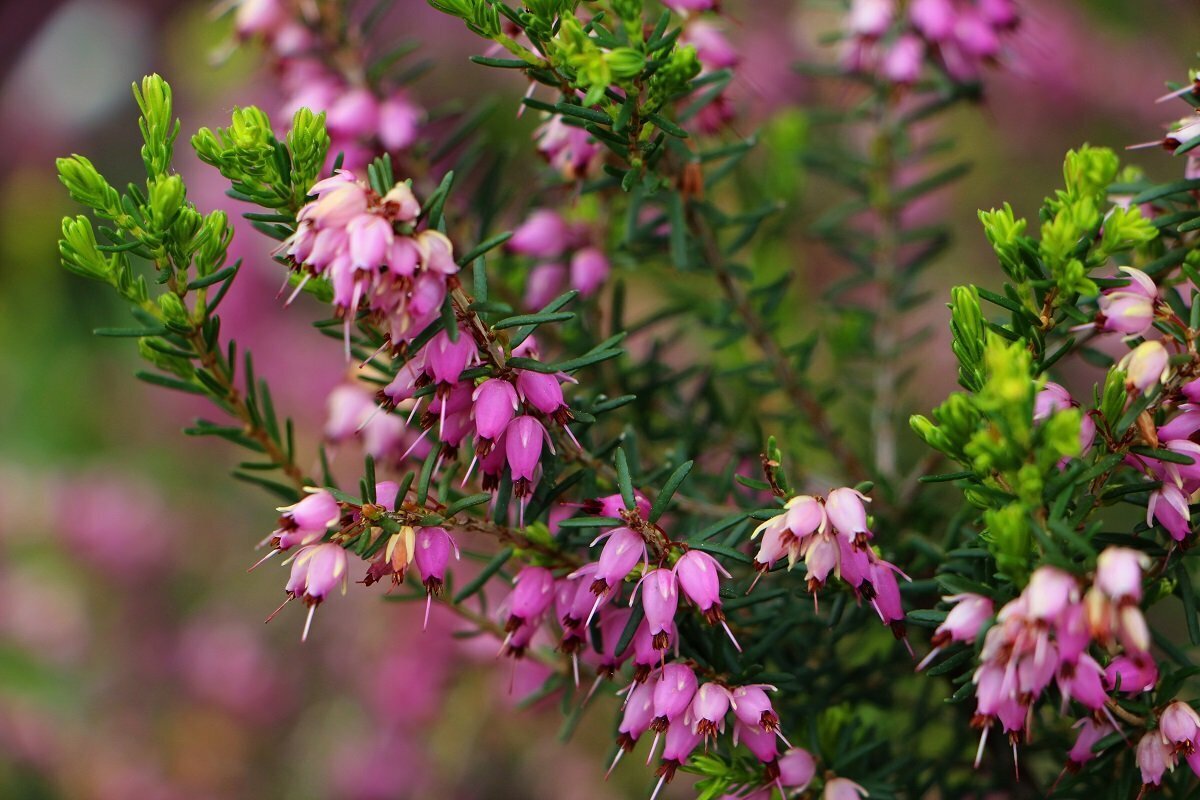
<box><xmin>1095</xmin><ymin>546</ymin><xmax>1147</xmax><ymax>603</ymax></box>
<box><xmin>504</xmin><ymin>415</ymin><xmax>554</xmax><ymax>497</ymax></box>
<box><xmin>609</xmin><ymin>679</ymin><xmax>655</xmax><ymax>775</ymax></box>
<box><xmin>848</xmin><ymin>0</ymin><xmax>894</xmax><ymax>38</ymax></box>
<box><xmin>882</xmin><ymin>35</ymin><xmax>925</xmax><ymax>85</ymax></box>
<box><xmin>651</xmin><ymin>662</ymin><xmax>698</xmax><ymax>732</ymax></box>
<box><xmin>1105</xmin><ymin>655</ymin><xmax>1158</xmax><ymax>694</ymax></box>
<box><xmin>281</xmin><ymin>542</ymin><xmax>349</xmax><ymax>641</ymax></box>
<box><xmin>1098</xmin><ymin>267</ymin><xmax>1157</xmax><ymax>336</ymax></box>
<box><xmin>824</xmin><ymin>777</ymin><xmax>870</xmax><ymax>800</ymax></box>
<box><xmin>326</xmin><ymin>88</ymin><xmax>379</xmax><ymax>141</ymax></box>
<box><xmin>731</xmin><ymin>684</ymin><xmax>782</xmax><ymax>734</ymax></box>
<box><xmin>1025</xmin><ymin>566</ymin><xmax>1078</xmax><ymax>622</ymax></box>
<box><xmin>535</xmin><ymin>117</ymin><xmax>601</xmax><ymax>180</ymax></box>
<box><xmin>569</xmin><ymin>247</ymin><xmax>610</xmax><ymax>296</ymax></box>
<box><xmin>1067</xmin><ymin>718</ymin><xmax>1113</xmax><ymax>767</ymax></box>
<box><xmin>1137</xmin><ymin>730</ymin><xmax>1174</xmax><ymax>786</ymax></box>
<box><xmin>378</xmin><ymin>93</ymin><xmax>422</xmax><ymax>152</ymax></box>
<box><xmin>675</xmin><ymin>549</ymin><xmax>741</xmax><ymax>649</ymax></box>
<box><xmin>472</xmin><ymin>378</ymin><xmax>519</xmax><ymax>449</ymax></box>
<box><xmin>587</xmin><ymin>526</ymin><xmax>648</xmax><ymax>600</ymax></box>
<box><xmin>1119</xmin><ymin>340</ymin><xmax>1170</xmax><ymax>395</ymax></box>
<box><xmin>516</xmin><ymin>369</ymin><xmax>572</xmax><ymax>425</ymax></box>
<box><xmin>651</xmin><ymin>722</ymin><xmax>702</xmax><ymax>800</ymax></box>
<box><xmin>414</xmin><ymin>527</ymin><xmax>458</xmax><ymax>629</ymax></box>
<box><xmin>1160</xmin><ymin>701</ymin><xmax>1200</xmax><ymax>753</ymax></box>
<box><xmin>346</xmin><ymin>213</ymin><xmax>393</xmax><ymax>270</ymax></box>
<box><xmin>509</xmin><ymin>209</ymin><xmax>571</xmax><ymax>259</ymax></box>
<box><xmin>424</xmin><ymin>329</ymin><xmax>476</xmax><ymax>388</ymax></box>
<box><xmin>825</xmin><ymin>487</ymin><xmax>871</xmax><ymax>543</ymax></box>
<box><xmin>505</xmin><ymin>566</ymin><xmax>556</xmax><ymax>632</ymax></box>
<box><xmin>778</xmin><ymin>747</ymin><xmax>816</xmax><ymax>789</ymax></box>
<box><xmin>689</xmin><ymin>682</ymin><xmax>733</xmax><ymax>738</ymax></box>
<box><xmin>1058</xmin><ymin>653</ymin><xmax>1108</xmax><ymax>711</ymax></box>
<box><xmin>682</xmin><ymin>20</ymin><xmax>740</xmax><ymax>70</ymax></box>
<box><xmin>735</xmin><ymin>719</ymin><xmax>779</xmax><ymax>775</ymax></box>
<box><xmin>1148</xmin><ymin>481</ymin><xmax>1191</xmax><ymax>541</ymax></box>
<box><xmin>917</xmin><ymin>593</ymin><xmax>992</xmax><ymax>671</ymax></box>
<box><xmin>636</xmin><ymin>568</ymin><xmax>679</xmax><ymax>650</ymax></box>
<box><xmin>909</xmin><ymin>0</ymin><xmax>955</xmax><ymax>40</ymax></box>
<box><xmin>673</xmin><ymin>550</ymin><xmax>725</xmax><ymax>620</ymax></box>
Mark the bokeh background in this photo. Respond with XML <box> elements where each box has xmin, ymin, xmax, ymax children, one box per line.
<box><xmin>1</xmin><ymin>1</ymin><xmax>1199</xmax><ymax>797</ymax></box>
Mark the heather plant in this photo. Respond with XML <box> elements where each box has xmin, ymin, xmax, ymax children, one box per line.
<box><xmin>50</xmin><ymin>0</ymin><xmax>1200</xmax><ymax>796</ymax></box>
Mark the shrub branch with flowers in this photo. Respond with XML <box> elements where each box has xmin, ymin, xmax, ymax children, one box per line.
<box><xmin>50</xmin><ymin>0</ymin><xmax>1200</xmax><ymax>796</ymax></box>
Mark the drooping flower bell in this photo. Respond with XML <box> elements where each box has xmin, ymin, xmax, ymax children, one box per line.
<box><xmin>674</xmin><ymin>549</ymin><xmax>740</xmax><ymax>650</ymax></box>
<box><xmin>413</xmin><ymin>527</ymin><xmax>459</xmax><ymax>629</ymax></box>
<box><xmin>636</xmin><ymin>568</ymin><xmax>679</xmax><ymax>651</ymax></box>
<box><xmin>472</xmin><ymin>378</ymin><xmax>519</xmax><ymax>455</ymax></box>
<box><xmin>778</xmin><ymin>747</ymin><xmax>816</xmax><ymax>790</ymax></box>
<box><xmin>917</xmin><ymin>593</ymin><xmax>993</xmax><ymax>671</ymax></box>
<box><xmin>505</xmin><ymin>566</ymin><xmax>556</xmax><ymax>633</ymax></box>
<box><xmin>689</xmin><ymin>682</ymin><xmax>734</xmax><ymax>739</ymax></box>
<box><xmin>277</xmin><ymin>542</ymin><xmax>349</xmax><ymax>641</ymax></box>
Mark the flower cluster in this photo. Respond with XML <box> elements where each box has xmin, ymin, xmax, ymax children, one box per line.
<box><xmin>509</xmin><ymin>209</ymin><xmax>611</xmax><ymax>310</ymax></box>
<box><xmin>1136</xmin><ymin>702</ymin><xmax>1200</xmax><ymax>788</ymax></box>
<box><xmin>262</xmin><ymin>481</ymin><xmax>462</xmax><ymax>637</ymax></box>
<box><xmin>233</xmin><ymin>0</ymin><xmax>422</xmax><ymax>169</ymax></box>
<box><xmin>751</xmin><ymin>488</ymin><xmax>909</xmax><ymax>641</ymax></box>
<box><xmin>281</xmin><ymin>171</ymin><xmax>456</xmax><ymax>353</ymax></box>
<box><xmin>843</xmin><ymin>0</ymin><xmax>1020</xmax><ymax>85</ymax></box>
<box><xmin>962</xmin><ymin>548</ymin><xmax>1153</xmax><ymax>769</ymax></box>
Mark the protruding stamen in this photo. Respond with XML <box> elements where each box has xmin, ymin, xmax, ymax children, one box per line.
<box><xmin>301</xmin><ymin>603</ymin><xmax>317</xmax><ymax>642</ymax></box>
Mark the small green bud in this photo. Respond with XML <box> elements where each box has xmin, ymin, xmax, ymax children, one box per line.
<box><xmin>56</xmin><ymin>155</ymin><xmax>121</xmax><ymax>217</ymax></box>
<box><xmin>138</xmin><ymin>338</ymin><xmax>194</xmax><ymax>379</ymax></box>
<box><xmin>606</xmin><ymin>48</ymin><xmax>646</xmax><ymax>79</ymax></box>
<box><xmin>229</xmin><ymin>106</ymin><xmax>274</xmax><ymax>154</ymax></box>
<box><xmin>148</xmin><ymin>174</ymin><xmax>186</xmax><ymax>229</ymax></box>
<box><xmin>984</xmin><ymin>503</ymin><xmax>1032</xmax><ymax>584</ymax></box>
<box><xmin>1099</xmin><ymin>205</ymin><xmax>1157</xmax><ymax>256</ymax></box>
<box><xmin>978</xmin><ymin>203</ymin><xmax>1028</xmax><ymax>281</ymax></box>
<box><xmin>158</xmin><ymin>292</ymin><xmax>191</xmax><ymax>328</ymax></box>
<box><xmin>133</xmin><ymin>74</ymin><xmax>180</xmax><ymax>177</ymax></box>
<box><xmin>1062</xmin><ymin>145</ymin><xmax>1119</xmax><ymax>199</ymax></box>
<box><xmin>195</xmin><ymin>210</ymin><xmax>232</xmax><ymax>277</ymax></box>
<box><xmin>647</xmin><ymin>45</ymin><xmax>701</xmax><ymax>110</ymax></box>
<box><xmin>58</xmin><ymin>215</ymin><xmax>112</xmax><ymax>282</ymax></box>
<box><xmin>287</xmin><ymin>108</ymin><xmax>330</xmax><ymax>192</ymax></box>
